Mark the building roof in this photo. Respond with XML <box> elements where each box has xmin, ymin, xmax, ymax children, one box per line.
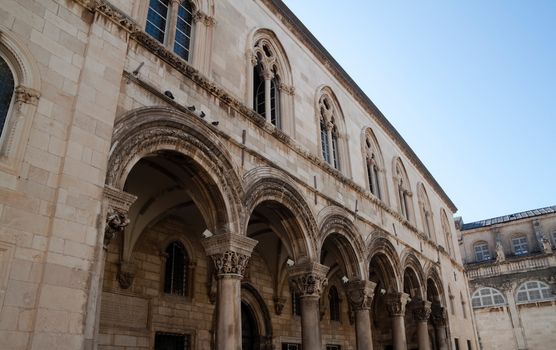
<box><xmin>461</xmin><ymin>205</ymin><xmax>556</xmax><ymax>231</ymax></box>
<box><xmin>264</xmin><ymin>0</ymin><xmax>457</xmax><ymax>212</ymax></box>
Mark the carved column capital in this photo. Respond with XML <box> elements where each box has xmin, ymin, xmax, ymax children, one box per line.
<box><xmin>288</xmin><ymin>261</ymin><xmax>329</xmax><ymax>298</ymax></box>
<box><xmin>103</xmin><ymin>186</ymin><xmax>137</xmax><ymax>249</ymax></box>
<box><xmin>385</xmin><ymin>292</ymin><xmax>410</xmax><ymax>317</ymax></box>
<box><xmin>431</xmin><ymin>302</ymin><xmax>447</xmax><ymax>326</ymax></box>
<box><xmin>412</xmin><ymin>299</ymin><xmax>432</xmax><ymax>322</ymax></box>
<box><xmin>346</xmin><ymin>280</ymin><xmax>376</xmax><ymax>311</ymax></box>
<box><xmin>201</xmin><ymin>233</ymin><xmax>257</xmax><ymax>278</ymax></box>
<box><xmin>193</xmin><ymin>10</ymin><xmax>216</xmax><ymax>27</ymax></box>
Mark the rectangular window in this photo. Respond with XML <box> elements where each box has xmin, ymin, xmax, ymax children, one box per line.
<box><xmin>474</xmin><ymin>244</ymin><xmax>490</xmax><ymax>261</ymax></box>
<box><xmin>467</xmin><ymin>339</ymin><xmax>472</xmax><ymax>350</ymax></box>
<box><xmin>454</xmin><ymin>338</ymin><xmax>460</xmax><ymax>350</ymax></box>
<box><xmin>282</xmin><ymin>343</ymin><xmax>301</xmax><ymax>350</ymax></box>
<box><xmin>155</xmin><ymin>332</ymin><xmax>191</xmax><ymax>350</ymax></box>
<box><xmin>326</xmin><ymin>345</ymin><xmax>341</xmax><ymax>350</ymax></box>
<box><xmin>146</xmin><ymin>0</ymin><xmax>169</xmax><ymax>44</ymax></box>
<box><xmin>512</xmin><ymin>237</ymin><xmax>528</xmax><ymax>255</ymax></box>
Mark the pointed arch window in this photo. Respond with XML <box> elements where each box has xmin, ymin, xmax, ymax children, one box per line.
<box><xmin>0</xmin><ymin>55</ymin><xmax>15</xmax><ymax>137</ymax></box>
<box><xmin>441</xmin><ymin>210</ymin><xmax>454</xmax><ymax>256</ymax></box>
<box><xmin>394</xmin><ymin>159</ymin><xmax>412</xmax><ymax>221</ymax></box>
<box><xmin>146</xmin><ymin>0</ymin><xmax>194</xmax><ymax>61</ymax></box>
<box><xmin>364</xmin><ymin>135</ymin><xmax>383</xmax><ymax>200</ymax></box>
<box><xmin>329</xmin><ymin>286</ymin><xmax>341</xmax><ymax>321</ymax></box>
<box><xmin>253</xmin><ymin>40</ymin><xmax>281</xmax><ymax>128</ymax></box>
<box><xmin>164</xmin><ymin>241</ymin><xmax>189</xmax><ymax>296</ymax></box>
<box><xmin>417</xmin><ymin>184</ymin><xmax>435</xmax><ymax>239</ymax></box>
<box><xmin>318</xmin><ymin>94</ymin><xmax>341</xmax><ymax>170</ymax></box>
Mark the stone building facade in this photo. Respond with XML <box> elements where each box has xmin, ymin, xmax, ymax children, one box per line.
<box><xmin>457</xmin><ymin>206</ymin><xmax>556</xmax><ymax>350</ymax></box>
<box><xmin>0</xmin><ymin>0</ymin><xmax>478</xmax><ymax>349</ymax></box>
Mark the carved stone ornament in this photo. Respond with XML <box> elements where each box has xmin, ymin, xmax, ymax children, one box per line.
<box><xmin>15</xmin><ymin>85</ymin><xmax>40</xmax><ymax>105</ymax></box>
<box><xmin>117</xmin><ymin>262</ymin><xmax>137</xmax><ymax>289</ymax></box>
<box><xmin>273</xmin><ymin>296</ymin><xmax>287</xmax><ymax>315</ymax></box>
<box><xmin>385</xmin><ymin>292</ymin><xmax>410</xmax><ymax>317</ymax></box>
<box><xmin>193</xmin><ymin>10</ymin><xmax>216</xmax><ymax>27</ymax></box>
<box><xmin>346</xmin><ymin>280</ymin><xmax>376</xmax><ymax>311</ymax></box>
<box><xmin>201</xmin><ymin>233</ymin><xmax>258</xmax><ymax>278</ymax></box>
<box><xmin>412</xmin><ymin>299</ymin><xmax>432</xmax><ymax>322</ymax></box>
<box><xmin>102</xmin><ymin>186</ymin><xmax>137</xmax><ymax>249</ymax></box>
<box><xmin>288</xmin><ymin>262</ymin><xmax>329</xmax><ymax>298</ymax></box>
<box><xmin>431</xmin><ymin>303</ymin><xmax>446</xmax><ymax>326</ymax></box>
<box><xmin>104</xmin><ymin>208</ymin><xmax>130</xmax><ymax>249</ymax></box>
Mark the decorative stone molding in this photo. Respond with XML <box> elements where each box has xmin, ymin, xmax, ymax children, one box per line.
<box><xmin>412</xmin><ymin>299</ymin><xmax>432</xmax><ymax>322</ymax></box>
<box><xmin>117</xmin><ymin>261</ymin><xmax>137</xmax><ymax>289</ymax></box>
<box><xmin>103</xmin><ymin>186</ymin><xmax>137</xmax><ymax>249</ymax></box>
<box><xmin>273</xmin><ymin>296</ymin><xmax>287</xmax><ymax>315</ymax></box>
<box><xmin>288</xmin><ymin>262</ymin><xmax>329</xmax><ymax>298</ymax></box>
<box><xmin>193</xmin><ymin>10</ymin><xmax>216</xmax><ymax>27</ymax></box>
<box><xmin>346</xmin><ymin>280</ymin><xmax>376</xmax><ymax>311</ymax></box>
<box><xmin>385</xmin><ymin>292</ymin><xmax>410</xmax><ymax>317</ymax></box>
<box><xmin>73</xmin><ymin>0</ymin><xmax>140</xmax><ymax>32</ymax></box>
<box><xmin>14</xmin><ymin>85</ymin><xmax>40</xmax><ymax>105</ymax></box>
<box><xmin>278</xmin><ymin>83</ymin><xmax>295</xmax><ymax>95</ymax></box>
<box><xmin>201</xmin><ymin>233</ymin><xmax>257</xmax><ymax>278</ymax></box>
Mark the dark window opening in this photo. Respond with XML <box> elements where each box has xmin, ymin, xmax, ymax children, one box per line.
<box><xmin>164</xmin><ymin>241</ymin><xmax>188</xmax><ymax>296</ymax></box>
<box><xmin>329</xmin><ymin>286</ymin><xmax>340</xmax><ymax>321</ymax></box>
<box><xmin>154</xmin><ymin>332</ymin><xmax>190</xmax><ymax>350</ymax></box>
<box><xmin>0</xmin><ymin>55</ymin><xmax>15</xmax><ymax>133</ymax></box>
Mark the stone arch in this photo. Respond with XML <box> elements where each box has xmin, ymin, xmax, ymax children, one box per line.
<box><xmin>400</xmin><ymin>250</ymin><xmax>425</xmax><ymax>299</ymax></box>
<box><xmin>424</xmin><ymin>265</ymin><xmax>444</xmax><ymax>304</ymax></box>
<box><xmin>0</xmin><ymin>25</ymin><xmax>41</xmax><ymax>169</ymax></box>
<box><xmin>367</xmin><ymin>234</ymin><xmax>402</xmax><ymax>292</ymax></box>
<box><xmin>440</xmin><ymin>209</ymin><xmax>454</xmax><ymax>256</ymax></box>
<box><xmin>417</xmin><ymin>182</ymin><xmax>435</xmax><ymax>241</ymax></box>
<box><xmin>107</xmin><ymin>106</ymin><xmax>243</xmax><ymax>239</ymax></box>
<box><xmin>247</xmin><ymin>28</ymin><xmax>292</xmax><ymax>86</ymax></box>
<box><xmin>317</xmin><ymin>205</ymin><xmax>366</xmax><ymax>279</ymax></box>
<box><xmin>315</xmin><ymin>85</ymin><xmax>352</xmax><ymax>176</ymax></box>
<box><xmin>242</xmin><ymin>166</ymin><xmax>318</xmax><ymax>260</ymax></box>
<box><xmin>392</xmin><ymin>156</ymin><xmax>415</xmax><ymax>223</ymax></box>
<box><xmin>241</xmin><ymin>282</ymin><xmax>273</xmax><ymax>349</ymax></box>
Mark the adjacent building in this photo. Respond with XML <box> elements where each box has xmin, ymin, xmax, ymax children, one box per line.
<box><xmin>457</xmin><ymin>206</ymin><xmax>556</xmax><ymax>350</ymax></box>
<box><xmin>0</xmin><ymin>0</ymin><xmax>478</xmax><ymax>349</ymax></box>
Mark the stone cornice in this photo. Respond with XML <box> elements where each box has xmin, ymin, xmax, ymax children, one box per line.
<box><xmin>261</xmin><ymin>0</ymin><xmax>457</xmax><ymax>212</ymax></box>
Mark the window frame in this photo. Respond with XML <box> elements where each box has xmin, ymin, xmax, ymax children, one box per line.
<box><xmin>515</xmin><ymin>281</ymin><xmax>553</xmax><ymax>304</ymax></box>
<box><xmin>154</xmin><ymin>331</ymin><xmax>192</xmax><ymax>350</ymax></box>
<box><xmin>511</xmin><ymin>236</ymin><xmax>529</xmax><ymax>256</ymax></box>
<box><xmin>473</xmin><ymin>242</ymin><xmax>491</xmax><ymax>262</ymax></box>
<box><xmin>471</xmin><ymin>287</ymin><xmax>506</xmax><ymax>309</ymax></box>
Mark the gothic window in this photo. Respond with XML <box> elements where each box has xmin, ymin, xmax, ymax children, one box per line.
<box><xmin>512</xmin><ymin>236</ymin><xmax>528</xmax><ymax>256</ymax></box>
<box><xmin>328</xmin><ymin>286</ymin><xmax>340</xmax><ymax>321</ymax></box>
<box><xmin>471</xmin><ymin>287</ymin><xmax>505</xmax><ymax>308</ymax></box>
<box><xmin>417</xmin><ymin>184</ymin><xmax>435</xmax><ymax>240</ymax></box>
<box><xmin>365</xmin><ymin>139</ymin><xmax>381</xmax><ymax>199</ymax></box>
<box><xmin>441</xmin><ymin>210</ymin><xmax>453</xmax><ymax>256</ymax></box>
<box><xmin>460</xmin><ymin>292</ymin><xmax>467</xmax><ymax>318</ymax></box>
<box><xmin>318</xmin><ymin>93</ymin><xmax>343</xmax><ymax>171</ymax></box>
<box><xmin>393</xmin><ymin>158</ymin><xmax>413</xmax><ymax>221</ymax></box>
<box><xmin>252</xmin><ymin>40</ymin><xmax>281</xmax><ymax>127</ymax></box>
<box><xmin>473</xmin><ymin>242</ymin><xmax>490</xmax><ymax>262</ymax></box>
<box><xmin>164</xmin><ymin>241</ymin><xmax>189</xmax><ymax>296</ymax></box>
<box><xmin>291</xmin><ymin>288</ymin><xmax>301</xmax><ymax>316</ymax></box>
<box><xmin>154</xmin><ymin>332</ymin><xmax>191</xmax><ymax>350</ymax></box>
<box><xmin>0</xmin><ymin>55</ymin><xmax>15</xmax><ymax>137</ymax></box>
<box><xmin>146</xmin><ymin>0</ymin><xmax>194</xmax><ymax>61</ymax></box>
<box><xmin>516</xmin><ymin>281</ymin><xmax>553</xmax><ymax>303</ymax></box>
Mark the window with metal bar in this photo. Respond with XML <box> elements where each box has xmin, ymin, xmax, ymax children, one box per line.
<box><xmin>174</xmin><ymin>1</ymin><xmax>193</xmax><ymax>60</ymax></box>
<box><xmin>146</xmin><ymin>0</ymin><xmax>169</xmax><ymax>44</ymax></box>
<box><xmin>155</xmin><ymin>332</ymin><xmax>191</xmax><ymax>350</ymax></box>
<box><xmin>164</xmin><ymin>241</ymin><xmax>188</xmax><ymax>296</ymax></box>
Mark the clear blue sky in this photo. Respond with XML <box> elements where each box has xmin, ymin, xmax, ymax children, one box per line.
<box><xmin>282</xmin><ymin>0</ymin><xmax>556</xmax><ymax>223</ymax></box>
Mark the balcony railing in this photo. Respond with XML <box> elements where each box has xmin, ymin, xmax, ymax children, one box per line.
<box><xmin>465</xmin><ymin>253</ymin><xmax>556</xmax><ymax>279</ymax></box>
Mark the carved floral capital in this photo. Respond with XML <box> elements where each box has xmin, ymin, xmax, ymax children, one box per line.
<box><xmin>288</xmin><ymin>262</ymin><xmax>329</xmax><ymax>298</ymax></box>
<box><xmin>15</xmin><ymin>85</ymin><xmax>40</xmax><ymax>105</ymax></box>
<box><xmin>202</xmin><ymin>233</ymin><xmax>257</xmax><ymax>278</ymax></box>
<box><xmin>346</xmin><ymin>280</ymin><xmax>376</xmax><ymax>311</ymax></box>
<box><xmin>412</xmin><ymin>299</ymin><xmax>432</xmax><ymax>322</ymax></box>
<box><xmin>385</xmin><ymin>292</ymin><xmax>410</xmax><ymax>317</ymax></box>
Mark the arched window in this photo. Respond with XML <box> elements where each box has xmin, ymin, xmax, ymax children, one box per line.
<box><xmin>328</xmin><ymin>286</ymin><xmax>340</xmax><ymax>321</ymax></box>
<box><xmin>164</xmin><ymin>241</ymin><xmax>189</xmax><ymax>296</ymax></box>
<box><xmin>471</xmin><ymin>287</ymin><xmax>505</xmax><ymax>308</ymax></box>
<box><xmin>393</xmin><ymin>158</ymin><xmax>413</xmax><ymax>221</ymax></box>
<box><xmin>440</xmin><ymin>209</ymin><xmax>453</xmax><ymax>256</ymax></box>
<box><xmin>516</xmin><ymin>281</ymin><xmax>553</xmax><ymax>303</ymax></box>
<box><xmin>291</xmin><ymin>288</ymin><xmax>301</xmax><ymax>316</ymax></box>
<box><xmin>0</xmin><ymin>55</ymin><xmax>15</xmax><ymax>137</ymax></box>
<box><xmin>511</xmin><ymin>236</ymin><xmax>529</xmax><ymax>256</ymax></box>
<box><xmin>473</xmin><ymin>241</ymin><xmax>491</xmax><ymax>262</ymax></box>
<box><xmin>253</xmin><ymin>40</ymin><xmax>281</xmax><ymax>127</ymax></box>
<box><xmin>318</xmin><ymin>92</ymin><xmax>345</xmax><ymax>171</ymax></box>
<box><xmin>146</xmin><ymin>0</ymin><xmax>194</xmax><ymax>61</ymax></box>
<box><xmin>363</xmin><ymin>128</ymin><xmax>383</xmax><ymax>199</ymax></box>
<box><xmin>417</xmin><ymin>183</ymin><xmax>435</xmax><ymax>240</ymax></box>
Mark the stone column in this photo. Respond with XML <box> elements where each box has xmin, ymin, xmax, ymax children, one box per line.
<box><xmin>385</xmin><ymin>292</ymin><xmax>410</xmax><ymax>350</ymax></box>
<box><xmin>412</xmin><ymin>300</ymin><xmax>432</xmax><ymax>350</ymax></box>
<box><xmin>166</xmin><ymin>0</ymin><xmax>180</xmax><ymax>50</ymax></box>
<box><xmin>289</xmin><ymin>262</ymin><xmax>330</xmax><ymax>350</ymax></box>
<box><xmin>202</xmin><ymin>234</ymin><xmax>258</xmax><ymax>350</ymax></box>
<box><xmin>263</xmin><ymin>69</ymin><xmax>273</xmax><ymax>122</ymax></box>
<box><xmin>431</xmin><ymin>303</ymin><xmax>448</xmax><ymax>350</ymax></box>
<box><xmin>347</xmin><ymin>280</ymin><xmax>377</xmax><ymax>350</ymax></box>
